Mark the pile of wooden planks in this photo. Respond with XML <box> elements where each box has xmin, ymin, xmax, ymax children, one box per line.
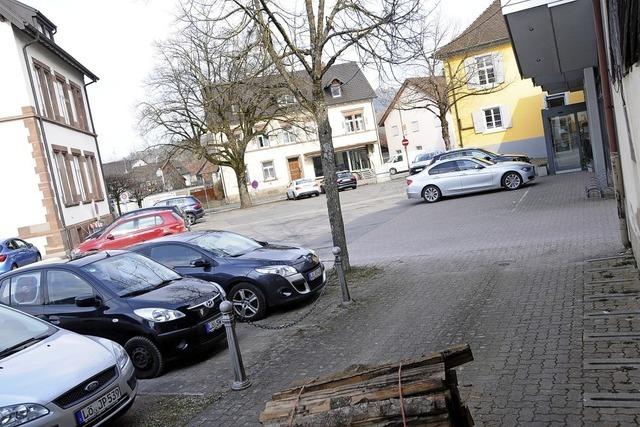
<box><xmin>259</xmin><ymin>344</ymin><xmax>474</xmax><ymax>426</ymax></box>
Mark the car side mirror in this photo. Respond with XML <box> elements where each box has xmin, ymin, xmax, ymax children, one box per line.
<box><xmin>75</xmin><ymin>294</ymin><xmax>100</xmax><ymax>307</ymax></box>
<box><xmin>106</xmin><ymin>234</ymin><xmax>114</xmax><ymax>240</ymax></box>
<box><xmin>190</xmin><ymin>258</ymin><xmax>211</xmax><ymax>268</ymax></box>
<box><xmin>484</xmin><ymin>156</ymin><xmax>492</xmax><ymax>161</ymax></box>
<box><xmin>475</xmin><ymin>165</ymin><xmax>485</xmax><ymax>169</ymax></box>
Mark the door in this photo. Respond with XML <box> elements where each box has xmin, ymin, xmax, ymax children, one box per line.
<box><xmin>549</xmin><ymin>113</ymin><xmax>583</xmax><ymax>173</ymax></box>
<box><xmin>428</xmin><ymin>160</ymin><xmax>463</xmax><ymax>194</ymax></box>
<box><xmin>146</xmin><ymin>244</ymin><xmax>226</xmax><ymax>287</ymax></box>
<box><xmin>102</xmin><ymin>218</ymin><xmax>138</xmax><ymax>249</ymax></box>
<box><xmin>288</xmin><ymin>157</ymin><xmax>302</xmax><ymax>181</ymax></box>
<box><xmin>42</xmin><ymin>269</ymin><xmax>108</xmax><ymax>337</ymax></box>
<box><xmin>15</xmin><ymin>239</ymin><xmax>37</xmax><ymax>263</ymax></box>
<box><xmin>457</xmin><ymin>159</ymin><xmax>495</xmax><ymax>192</ymax></box>
<box><xmin>131</xmin><ymin>215</ymin><xmax>165</xmax><ymax>244</ymax></box>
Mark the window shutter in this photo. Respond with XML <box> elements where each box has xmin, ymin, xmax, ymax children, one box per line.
<box><xmin>464</xmin><ymin>58</ymin><xmax>479</xmax><ymax>88</ymax></box>
<box><xmin>472</xmin><ymin>111</ymin><xmax>485</xmax><ymax>134</ymax></box>
<box><xmin>501</xmin><ymin>105</ymin><xmax>512</xmax><ymax>128</ymax></box>
<box><xmin>494</xmin><ymin>53</ymin><xmax>505</xmax><ymax>84</ymax></box>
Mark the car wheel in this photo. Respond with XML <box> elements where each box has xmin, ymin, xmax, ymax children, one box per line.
<box><xmin>230</xmin><ymin>282</ymin><xmax>267</xmax><ymax>321</ymax></box>
<box><xmin>125</xmin><ymin>336</ymin><xmax>165</xmax><ymax>379</ymax></box>
<box><xmin>422</xmin><ymin>185</ymin><xmax>442</xmax><ymax>203</ymax></box>
<box><xmin>314</xmin><ymin>192</ymin><xmax>320</xmax><ymax>197</ymax></box>
<box><xmin>502</xmin><ymin>172</ymin><xmax>523</xmax><ymax>190</ymax></box>
<box><xmin>185</xmin><ymin>213</ymin><xmax>196</xmax><ymax>226</ymax></box>
<box><xmin>320</xmin><ymin>186</ymin><xmax>325</xmax><ymax>194</ymax></box>
<box><xmin>389</xmin><ymin>167</ymin><xmax>397</xmax><ymax>175</ymax></box>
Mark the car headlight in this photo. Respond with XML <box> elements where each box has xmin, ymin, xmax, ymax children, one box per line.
<box><xmin>0</xmin><ymin>404</ymin><xmax>49</xmax><ymax>427</ymax></box>
<box><xmin>520</xmin><ymin>166</ymin><xmax>533</xmax><ymax>172</ymax></box>
<box><xmin>255</xmin><ymin>265</ymin><xmax>298</xmax><ymax>277</ymax></box>
<box><xmin>134</xmin><ymin>308</ymin><xmax>185</xmax><ymax>323</ymax></box>
<box><xmin>112</xmin><ymin>342</ymin><xmax>129</xmax><ymax>370</ymax></box>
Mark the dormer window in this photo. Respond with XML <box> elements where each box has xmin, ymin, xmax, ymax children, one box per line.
<box><xmin>278</xmin><ymin>94</ymin><xmax>296</xmax><ymax>106</ymax></box>
<box><xmin>330</xmin><ymin>83</ymin><xmax>342</xmax><ymax>98</ymax></box>
<box><xmin>34</xmin><ymin>18</ymin><xmax>54</xmax><ymax>40</ymax></box>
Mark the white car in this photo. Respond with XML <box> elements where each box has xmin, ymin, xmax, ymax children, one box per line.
<box><xmin>384</xmin><ymin>153</ymin><xmax>408</xmax><ymax>175</ymax></box>
<box><xmin>0</xmin><ymin>304</ymin><xmax>137</xmax><ymax>426</ymax></box>
<box><xmin>406</xmin><ymin>157</ymin><xmax>535</xmax><ymax>203</ymax></box>
<box><xmin>286</xmin><ymin>178</ymin><xmax>321</xmax><ymax>200</ymax></box>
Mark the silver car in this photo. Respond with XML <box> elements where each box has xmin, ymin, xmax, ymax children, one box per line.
<box><xmin>406</xmin><ymin>157</ymin><xmax>535</xmax><ymax>203</ymax></box>
<box><xmin>0</xmin><ymin>305</ymin><xmax>137</xmax><ymax>427</ymax></box>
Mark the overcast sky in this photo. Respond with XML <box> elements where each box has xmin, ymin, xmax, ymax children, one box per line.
<box><xmin>26</xmin><ymin>0</ymin><xmax>493</xmax><ymax>162</ymax></box>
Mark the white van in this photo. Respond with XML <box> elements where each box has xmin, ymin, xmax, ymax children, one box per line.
<box><xmin>384</xmin><ymin>153</ymin><xmax>409</xmax><ymax>175</ymax></box>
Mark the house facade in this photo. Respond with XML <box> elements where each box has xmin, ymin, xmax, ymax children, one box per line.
<box><xmin>438</xmin><ymin>0</ymin><xmax>588</xmax><ymax>173</ymax></box>
<box><xmin>0</xmin><ymin>0</ymin><xmax>109</xmax><ymax>256</ymax></box>
<box><xmin>378</xmin><ymin>77</ymin><xmax>455</xmax><ymax>166</ymax></box>
<box><xmin>219</xmin><ymin>62</ymin><xmax>384</xmax><ymax>200</ymax></box>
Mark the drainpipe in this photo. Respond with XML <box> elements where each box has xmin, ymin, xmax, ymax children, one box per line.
<box><xmin>22</xmin><ymin>33</ymin><xmax>72</xmax><ymax>256</ymax></box>
<box><xmin>592</xmin><ymin>0</ymin><xmax>630</xmax><ymax>248</ymax></box>
<box><xmin>84</xmin><ymin>79</ymin><xmax>112</xmax><ymax>220</ymax></box>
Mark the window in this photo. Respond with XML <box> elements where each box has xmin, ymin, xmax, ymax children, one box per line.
<box><xmin>545</xmin><ymin>93</ymin><xmax>566</xmax><ymax>108</ymax></box>
<box><xmin>262</xmin><ymin>160</ymin><xmax>276</xmax><ymax>181</ymax></box>
<box><xmin>33</xmin><ymin>61</ymin><xmax>56</xmax><ymax>120</ymax></box>
<box><xmin>469</xmin><ymin>149</ymin><xmax>494</xmax><ymax>160</ymax></box>
<box><xmin>53</xmin><ymin>76</ymin><xmax>71</xmax><ymax>124</ymax></box>
<box><xmin>456</xmin><ymin>159</ymin><xmax>481</xmax><ymax>171</ymax></box>
<box><xmin>278</xmin><ymin>94</ymin><xmax>296</xmax><ymax>106</ymax></box>
<box><xmin>416</xmin><ymin>145</ymin><xmax>423</xmax><ymax>151</ymax></box>
<box><xmin>257</xmin><ymin>134</ymin><xmax>270</xmax><ymax>148</ymax></box>
<box><xmin>483</xmin><ymin>107</ymin><xmax>502</xmax><ymax>130</ymax></box>
<box><xmin>149</xmin><ymin>245</ymin><xmax>203</xmax><ymax>267</ymax></box>
<box><xmin>46</xmin><ymin>270</ymin><xmax>94</xmax><ymax>305</ymax></box>
<box><xmin>429</xmin><ymin>161</ymin><xmax>459</xmax><ymax>175</ymax></box>
<box><xmin>344</xmin><ymin>113</ymin><xmax>364</xmax><ymax>133</ymax></box>
<box><xmin>71</xmin><ymin>155</ymin><xmax>86</xmax><ymax>200</ymax></box>
<box><xmin>52</xmin><ymin>148</ymin><xmax>78</xmax><ymax>205</ymax></box>
<box><xmin>330</xmin><ymin>84</ymin><xmax>342</xmax><ymax>98</ymax></box>
<box><xmin>281</xmin><ymin>129</ymin><xmax>296</xmax><ymax>144</ymax></box>
<box><xmin>411</xmin><ymin>121</ymin><xmax>419</xmax><ymax>132</ymax></box>
<box><xmin>110</xmin><ymin>219</ymin><xmax>136</xmax><ymax>237</ymax></box>
<box><xmin>84</xmin><ymin>153</ymin><xmax>103</xmax><ymax>200</ymax></box>
<box><xmin>0</xmin><ymin>279</ymin><xmax>9</xmax><ymax>304</ymax></box>
<box><xmin>9</xmin><ymin>272</ymin><xmax>43</xmax><ymax>306</ymax></box>
<box><xmin>391</xmin><ymin>125</ymin><xmax>399</xmax><ymax>136</ymax></box>
<box><xmin>69</xmin><ymin>82</ymin><xmax>88</xmax><ymax>131</ymax></box>
<box><xmin>396</xmin><ymin>149</ymin><xmax>402</xmax><ymax>155</ymax></box>
<box><xmin>475</xmin><ymin>55</ymin><xmax>496</xmax><ymax>85</ymax></box>
<box><xmin>136</xmin><ymin>215</ymin><xmax>162</xmax><ymax>230</ymax></box>
<box><xmin>396</xmin><ymin>154</ymin><xmax>403</xmax><ymax>162</ymax></box>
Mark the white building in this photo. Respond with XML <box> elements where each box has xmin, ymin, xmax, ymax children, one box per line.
<box><xmin>220</xmin><ymin>62</ymin><xmax>384</xmax><ymax>200</ymax></box>
<box><xmin>378</xmin><ymin>77</ymin><xmax>455</xmax><ymax>167</ymax></box>
<box><xmin>0</xmin><ymin>0</ymin><xmax>109</xmax><ymax>256</ymax></box>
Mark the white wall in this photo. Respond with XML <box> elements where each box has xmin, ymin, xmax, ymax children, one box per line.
<box><xmin>0</xmin><ymin>23</ymin><xmax>31</xmax><ymax>117</ymax></box>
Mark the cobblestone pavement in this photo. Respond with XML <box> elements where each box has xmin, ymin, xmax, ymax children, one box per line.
<box><xmin>116</xmin><ymin>172</ymin><xmax>640</xmax><ymax>426</ymax></box>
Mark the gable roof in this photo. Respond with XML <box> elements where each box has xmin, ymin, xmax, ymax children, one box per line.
<box><xmin>377</xmin><ymin>76</ymin><xmax>445</xmax><ymax>126</ymax></box>
<box><xmin>320</xmin><ymin>62</ymin><xmax>376</xmax><ymax>105</ymax></box>
<box><xmin>436</xmin><ymin>0</ymin><xmax>510</xmax><ymax>59</ymax></box>
<box><xmin>0</xmin><ymin>0</ymin><xmax>98</xmax><ymax>81</ymax></box>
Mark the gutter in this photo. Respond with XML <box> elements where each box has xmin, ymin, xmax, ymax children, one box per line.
<box><xmin>22</xmin><ymin>33</ymin><xmax>72</xmax><ymax>256</ymax></box>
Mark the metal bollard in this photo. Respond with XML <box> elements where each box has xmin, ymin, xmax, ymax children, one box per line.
<box><xmin>220</xmin><ymin>300</ymin><xmax>251</xmax><ymax>390</ymax></box>
<box><xmin>332</xmin><ymin>246</ymin><xmax>352</xmax><ymax>304</ymax></box>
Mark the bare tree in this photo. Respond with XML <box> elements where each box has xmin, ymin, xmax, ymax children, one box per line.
<box><xmin>139</xmin><ymin>8</ymin><xmax>302</xmax><ymax>208</ymax></box>
<box><xmin>191</xmin><ymin>0</ymin><xmax>431</xmax><ymax>269</ymax></box>
<box><xmin>105</xmin><ymin>175</ymin><xmax>130</xmax><ymax>216</ymax></box>
<box><xmin>128</xmin><ymin>169</ymin><xmax>162</xmax><ymax>208</ymax></box>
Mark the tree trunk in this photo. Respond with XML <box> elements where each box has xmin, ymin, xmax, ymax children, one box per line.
<box><xmin>313</xmin><ymin>88</ymin><xmax>350</xmax><ymax>270</ymax></box>
<box><xmin>439</xmin><ymin>113</ymin><xmax>451</xmax><ymax>151</ymax></box>
<box><xmin>235</xmin><ymin>167</ymin><xmax>252</xmax><ymax>209</ymax></box>
<box><xmin>115</xmin><ymin>199</ymin><xmax>122</xmax><ymax>216</ymax></box>
<box><xmin>136</xmin><ymin>199</ymin><xmax>143</xmax><ymax>208</ymax></box>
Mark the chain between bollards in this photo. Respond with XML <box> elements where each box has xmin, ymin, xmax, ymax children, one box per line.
<box><xmin>220</xmin><ymin>300</ymin><xmax>251</xmax><ymax>391</ymax></box>
<box><xmin>332</xmin><ymin>246</ymin><xmax>351</xmax><ymax>304</ymax></box>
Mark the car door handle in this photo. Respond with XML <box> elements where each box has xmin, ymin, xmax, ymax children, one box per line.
<box><xmin>48</xmin><ymin>315</ymin><xmax>61</xmax><ymax>325</ymax></box>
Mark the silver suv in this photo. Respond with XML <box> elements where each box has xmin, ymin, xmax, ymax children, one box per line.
<box><xmin>0</xmin><ymin>305</ymin><xmax>137</xmax><ymax>426</ymax></box>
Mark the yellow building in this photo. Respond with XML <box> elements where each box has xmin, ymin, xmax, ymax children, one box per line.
<box><xmin>438</xmin><ymin>0</ymin><xmax>590</xmax><ymax>174</ymax></box>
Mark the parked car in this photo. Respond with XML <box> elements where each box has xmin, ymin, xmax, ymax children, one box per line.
<box><xmin>418</xmin><ymin>148</ymin><xmax>532</xmax><ymax>174</ymax></box>
<box><xmin>319</xmin><ymin>171</ymin><xmax>358</xmax><ymax>193</ymax></box>
<box><xmin>286</xmin><ymin>178</ymin><xmax>321</xmax><ymax>200</ymax></box>
<box><xmin>73</xmin><ymin>209</ymin><xmax>186</xmax><ymax>258</ymax></box>
<box><xmin>406</xmin><ymin>157</ymin><xmax>535</xmax><ymax>203</ymax></box>
<box><xmin>0</xmin><ymin>251</ymin><xmax>227</xmax><ymax>378</ymax></box>
<box><xmin>154</xmin><ymin>196</ymin><xmax>204</xmax><ymax>226</ymax></box>
<box><xmin>132</xmin><ymin>230</ymin><xmax>326</xmax><ymax>321</ymax></box>
<box><xmin>408</xmin><ymin>150</ymin><xmax>445</xmax><ymax>175</ymax></box>
<box><xmin>384</xmin><ymin>153</ymin><xmax>408</xmax><ymax>175</ymax></box>
<box><xmin>0</xmin><ymin>304</ymin><xmax>137</xmax><ymax>426</ymax></box>
<box><xmin>0</xmin><ymin>238</ymin><xmax>41</xmax><ymax>273</ymax></box>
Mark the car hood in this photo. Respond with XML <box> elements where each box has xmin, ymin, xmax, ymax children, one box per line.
<box><xmin>235</xmin><ymin>244</ymin><xmax>318</xmax><ymax>271</ymax></box>
<box><xmin>125</xmin><ymin>278</ymin><xmax>222</xmax><ymax>310</ymax></box>
<box><xmin>0</xmin><ymin>330</ymin><xmax>115</xmax><ymax>406</ymax></box>
<box><xmin>490</xmin><ymin>160</ymin><xmax>533</xmax><ymax>168</ymax></box>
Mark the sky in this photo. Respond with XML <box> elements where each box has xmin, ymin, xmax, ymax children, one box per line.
<box><xmin>25</xmin><ymin>0</ymin><xmax>494</xmax><ymax>162</ymax></box>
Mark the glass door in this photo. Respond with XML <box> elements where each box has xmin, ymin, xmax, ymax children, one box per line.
<box><xmin>549</xmin><ymin>113</ymin><xmax>583</xmax><ymax>173</ymax></box>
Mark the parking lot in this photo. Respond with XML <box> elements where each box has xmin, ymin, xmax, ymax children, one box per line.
<box><xmin>117</xmin><ymin>172</ymin><xmax>638</xmax><ymax>426</ymax></box>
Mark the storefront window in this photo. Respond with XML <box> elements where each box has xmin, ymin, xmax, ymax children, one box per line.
<box><xmin>311</xmin><ymin>147</ymin><xmax>372</xmax><ymax>177</ymax></box>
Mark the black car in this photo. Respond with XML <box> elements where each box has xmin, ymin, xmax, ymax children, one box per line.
<box><xmin>0</xmin><ymin>251</ymin><xmax>226</xmax><ymax>379</ymax></box>
<box><xmin>410</xmin><ymin>148</ymin><xmax>532</xmax><ymax>175</ymax></box>
<box><xmin>320</xmin><ymin>171</ymin><xmax>358</xmax><ymax>193</ymax></box>
<box><xmin>132</xmin><ymin>231</ymin><xmax>326</xmax><ymax>321</ymax></box>
<box><xmin>154</xmin><ymin>196</ymin><xmax>205</xmax><ymax>226</ymax></box>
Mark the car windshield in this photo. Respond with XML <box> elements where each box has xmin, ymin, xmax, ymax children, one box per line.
<box><xmin>81</xmin><ymin>253</ymin><xmax>181</xmax><ymax>297</ymax></box>
<box><xmin>0</xmin><ymin>306</ymin><xmax>55</xmax><ymax>358</ymax></box>
<box><xmin>295</xmin><ymin>179</ymin><xmax>313</xmax><ymax>185</ymax></box>
<box><xmin>474</xmin><ymin>157</ymin><xmax>495</xmax><ymax>166</ymax></box>
<box><xmin>191</xmin><ymin>231</ymin><xmax>262</xmax><ymax>257</ymax></box>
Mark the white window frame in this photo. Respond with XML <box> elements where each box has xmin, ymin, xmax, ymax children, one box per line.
<box><xmin>475</xmin><ymin>54</ymin><xmax>496</xmax><ymax>86</ymax></box>
<box><xmin>281</xmin><ymin>129</ymin><xmax>296</xmax><ymax>144</ymax></box>
<box><xmin>544</xmin><ymin>92</ymin><xmax>569</xmax><ymax>109</ymax></box>
<box><xmin>71</xmin><ymin>155</ymin><xmax>86</xmax><ymax>200</ymax></box>
<box><xmin>278</xmin><ymin>94</ymin><xmax>296</xmax><ymax>106</ymax></box>
<box><xmin>261</xmin><ymin>160</ymin><xmax>276</xmax><ymax>181</ymax></box>
<box><xmin>416</xmin><ymin>145</ymin><xmax>423</xmax><ymax>151</ymax></box>
<box><xmin>344</xmin><ymin>113</ymin><xmax>364</xmax><ymax>133</ymax></box>
<box><xmin>330</xmin><ymin>84</ymin><xmax>342</xmax><ymax>98</ymax></box>
<box><xmin>257</xmin><ymin>134</ymin><xmax>270</xmax><ymax>148</ymax></box>
<box><xmin>483</xmin><ymin>106</ymin><xmax>503</xmax><ymax>130</ymax></box>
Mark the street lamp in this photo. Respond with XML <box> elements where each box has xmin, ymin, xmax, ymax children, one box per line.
<box><xmin>402</xmin><ymin>136</ymin><xmax>410</xmax><ymax>171</ymax></box>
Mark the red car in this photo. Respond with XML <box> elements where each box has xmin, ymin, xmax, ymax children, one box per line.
<box><xmin>73</xmin><ymin>209</ymin><xmax>186</xmax><ymax>256</ymax></box>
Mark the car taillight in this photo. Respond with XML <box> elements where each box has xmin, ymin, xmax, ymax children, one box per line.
<box><xmin>0</xmin><ymin>255</ymin><xmax>6</xmax><ymax>262</ymax></box>
<box><xmin>406</xmin><ymin>179</ymin><xmax>413</xmax><ymax>186</ymax></box>
<box><xmin>295</xmin><ymin>186</ymin><xmax>302</xmax><ymax>190</ymax></box>
<box><xmin>194</xmin><ymin>203</ymin><xmax>202</xmax><ymax>209</ymax></box>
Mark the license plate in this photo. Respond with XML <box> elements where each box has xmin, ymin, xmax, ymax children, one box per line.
<box><xmin>75</xmin><ymin>386</ymin><xmax>121</xmax><ymax>425</ymax></box>
<box><xmin>204</xmin><ymin>317</ymin><xmax>224</xmax><ymax>333</ymax></box>
<box><xmin>308</xmin><ymin>267</ymin><xmax>322</xmax><ymax>281</ymax></box>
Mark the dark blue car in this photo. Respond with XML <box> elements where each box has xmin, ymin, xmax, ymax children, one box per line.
<box><xmin>0</xmin><ymin>238</ymin><xmax>41</xmax><ymax>273</ymax></box>
<box><xmin>132</xmin><ymin>231</ymin><xmax>326</xmax><ymax>321</ymax></box>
